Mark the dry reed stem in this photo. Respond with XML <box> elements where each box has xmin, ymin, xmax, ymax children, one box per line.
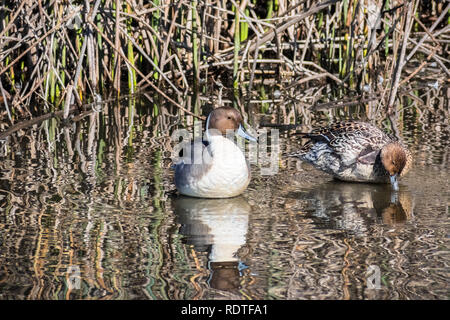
<box><xmin>0</xmin><ymin>0</ymin><xmax>447</xmax><ymax>125</ymax></box>
<box><xmin>387</xmin><ymin>1</ymin><xmax>415</xmax><ymax>114</ymax></box>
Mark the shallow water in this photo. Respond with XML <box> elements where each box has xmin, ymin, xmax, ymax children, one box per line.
<box><xmin>0</xmin><ymin>91</ymin><xmax>448</xmax><ymax>300</ymax></box>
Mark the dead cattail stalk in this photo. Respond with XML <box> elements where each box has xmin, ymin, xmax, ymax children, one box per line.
<box><xmin>387</xmin><ymin>1</ymin><xmax>415</xmax><ymax>115</ymax></box>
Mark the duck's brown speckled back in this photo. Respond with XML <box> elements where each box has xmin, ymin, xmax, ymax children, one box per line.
<box><xmin>290</xmin><ymin>121</ymin><xmax>412</xmax><ymax>183</ymax></box>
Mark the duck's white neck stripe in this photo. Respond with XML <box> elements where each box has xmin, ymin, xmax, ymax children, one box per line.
<box><xmin>205</xmin><ymin>113</ymin><xmax>212</xmax><ymax>141</ymax></box>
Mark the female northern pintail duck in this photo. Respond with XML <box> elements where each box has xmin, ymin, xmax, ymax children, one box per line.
<box><xmin>174</xmin><ymin>107</ymin><xmax>256</xmax><ymax>198</ymax></box>
<box><xmin>290</xmin><ymin>121</ymin><xmax>412</xmax><ymax>191</ymax></box>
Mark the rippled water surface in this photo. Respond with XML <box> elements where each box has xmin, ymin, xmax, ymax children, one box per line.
<box><xmin>0</xmin><ymin>91</ymin><xmax>448</xmax><ymax>300</ymax></box>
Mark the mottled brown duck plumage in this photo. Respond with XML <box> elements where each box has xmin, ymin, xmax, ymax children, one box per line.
<box><xmin>290</xmin><ymin>121</ymin><xmax>412</xmax><ymax>190</ymax></box>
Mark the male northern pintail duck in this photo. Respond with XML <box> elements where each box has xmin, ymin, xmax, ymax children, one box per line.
<box><xmin>289</xmin><ymin>121</ymin><xmax>412</xmax><ymax>191</ymax></box>
<box><xmin>174</xmin><ymin>107</ymin><xmax>256</xmax><ymax>198</ymax></box>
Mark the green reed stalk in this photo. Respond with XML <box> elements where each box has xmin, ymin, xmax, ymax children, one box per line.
<box><xmin>3</xmin><ymin>14</ymin><xmax>14</xmax><ymax>89</ymax></box>
<box><xmin>20</xmin><ymin>60</ymin><xmax>25</xmax><ymax>84</ymax></box>
<box><xmin>61</xmin><ymin>44</ymin><xmax>66</xmax><ymax>88</ymax></box>
<box><xmin>384</xmin><ymin>0</ymin><xmax>390</xmax><ymax>56</ymax></box>
<box><xmin>343</xmin><ymin>33</ymin><xmax>350</xmax><ymax>81</ymax></box>
<box><xmin>317</xmin><ymin>11</ymin><xmax>324</xmax><ymax>62</ymax></box>
<box><xmin>338</xmin><ymin>1</ymin><xmax>345</xmax><ymax>77</ymax></box>
<box><xmin>414</xmin><ymin>10</ymin><xmax>419</xmax><ymax>32</ymax></box>
<box><xmin>75</xmin><ymin>28</ymin><xmax>83</xmax><ymax>100</ymax></box>
<box><xmin>362</xmin><ymin>6</ymin><xmax>369</xmax><ymax>87</ymax></box>
<box><xmin>339</xmin><ymin>37</ymin><xmax>343</xmax><ymax>76</ymax></box>
<box><xmin>50</xmin><ymin>41</ymin><xmax>56</xmax><ymax>104</ymax></box>
<box><xmin>111</xmin><ymin>0</ymin><xmax>116</xmax><ymax>83</ymax></box>
<box><xmin>343</xmin><ymin>0</ymin><xmax>348</xmax><ymax>25</ymax></box>
<box><xmin>112</xmin><ymin>0</ymin><xmax>121</xmax><ymax>95</ymax></box>
<box><xmin>233</xmin><ymin>1</ymin><xmax>240</xmax><ymax>91</ymax></box>
<box><xmin>54</xmin><ymin>38</ymin><xmax>61</xmax><ymax>102</ymax></box>
<box><xmin>152</xmin><ymin>101</ymin><xmax>159</xmax><ymax>117</ymax></box>
<box><xmin>260</xmin><ymin>84</ymin><xmax>269</xmax><ymax>113</ymax></box>
<box><xmin>329</xmin><ymin>23</ymin><xmax>336</xmax><ymax>69</ymax></box>
<box><xmin>240</xmin><ymin>7</ymin><xmax>249</xmax><ymax>42</ymax></box>
<box><xmin>96</xmin><ymin>12</ymin><xmax>104</xmax><ymax>93</ymax></box>
<box><xmin>348</xmin><ymin>0</ymin><xmax>357</xmax><ymax>87</ymax></box>
<box><xmin>266</xmin><ymin>0</ymin><xmax>273</xmax><ymax>23</ymax></box>
<box><xmin>192</xmin><ymin>0</ymin><xmax>199</xmax><ymax>89</ymax></box>
<box><xmin>152</xmin><ymin>0</ymin><xmax>160</xmax><ymax>80</ymax></box>
<box><xmin>126</xmin><ymin>3</ymin><xmax>137</xmax><ymax>94</ymax></box>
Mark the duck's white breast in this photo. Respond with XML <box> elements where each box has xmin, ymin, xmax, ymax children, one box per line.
<box><xmin>176</xmin><ymin>136</ymin><xmax>250</xmax><ymax>198</ymax></box>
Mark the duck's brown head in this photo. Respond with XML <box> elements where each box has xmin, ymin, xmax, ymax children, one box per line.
<box><xmin>381</xmin><ymin>142</ymin><xmax>412</xmax><ymax>191</ymax></box>
<box><xmin>207</xmin><ymin>107</ymin><xmax>243</xmax><ymax>134</ymax></box>
<box><xmin>206</xmin><ymin>107</ymin><xmax>256</xmax><ymax>141</ymax></box>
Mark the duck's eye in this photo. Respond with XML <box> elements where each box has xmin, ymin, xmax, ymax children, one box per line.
<box><xmin>227</xmin><ymin>116</ymin><xmax>231</xmax><ymax>120</ymax></box>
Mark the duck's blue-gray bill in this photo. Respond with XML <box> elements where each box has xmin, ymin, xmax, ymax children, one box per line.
<box><xmin>237</xmin><ymin>125</ymin><xmax>257</xmax><ymax>142</ymax></box>
<box><xmin>390</xmin><ymin>174</ymin><xmax>399</xmax><ymax>191</ymax></box>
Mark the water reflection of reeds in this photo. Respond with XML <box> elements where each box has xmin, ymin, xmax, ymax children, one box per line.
<box><xmin>0</xmin><ymin>87</ymin><xmax>448</xmax><ymax>300</ymax></box>
<box><xmin>0</xmin><ymin>99</ymin><xmax>199</xmax><ymax>299</ymax></box>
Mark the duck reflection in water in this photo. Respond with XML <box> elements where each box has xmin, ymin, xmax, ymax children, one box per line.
<box><xmin>174</xmin><ymin>196</ymin><xmax>251</xmax><ymax>292</ymax></box>
<box><xmin>292</xmin><ymin>182</ymin><xmax>414</xmax><ymax>235</ymax></box>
